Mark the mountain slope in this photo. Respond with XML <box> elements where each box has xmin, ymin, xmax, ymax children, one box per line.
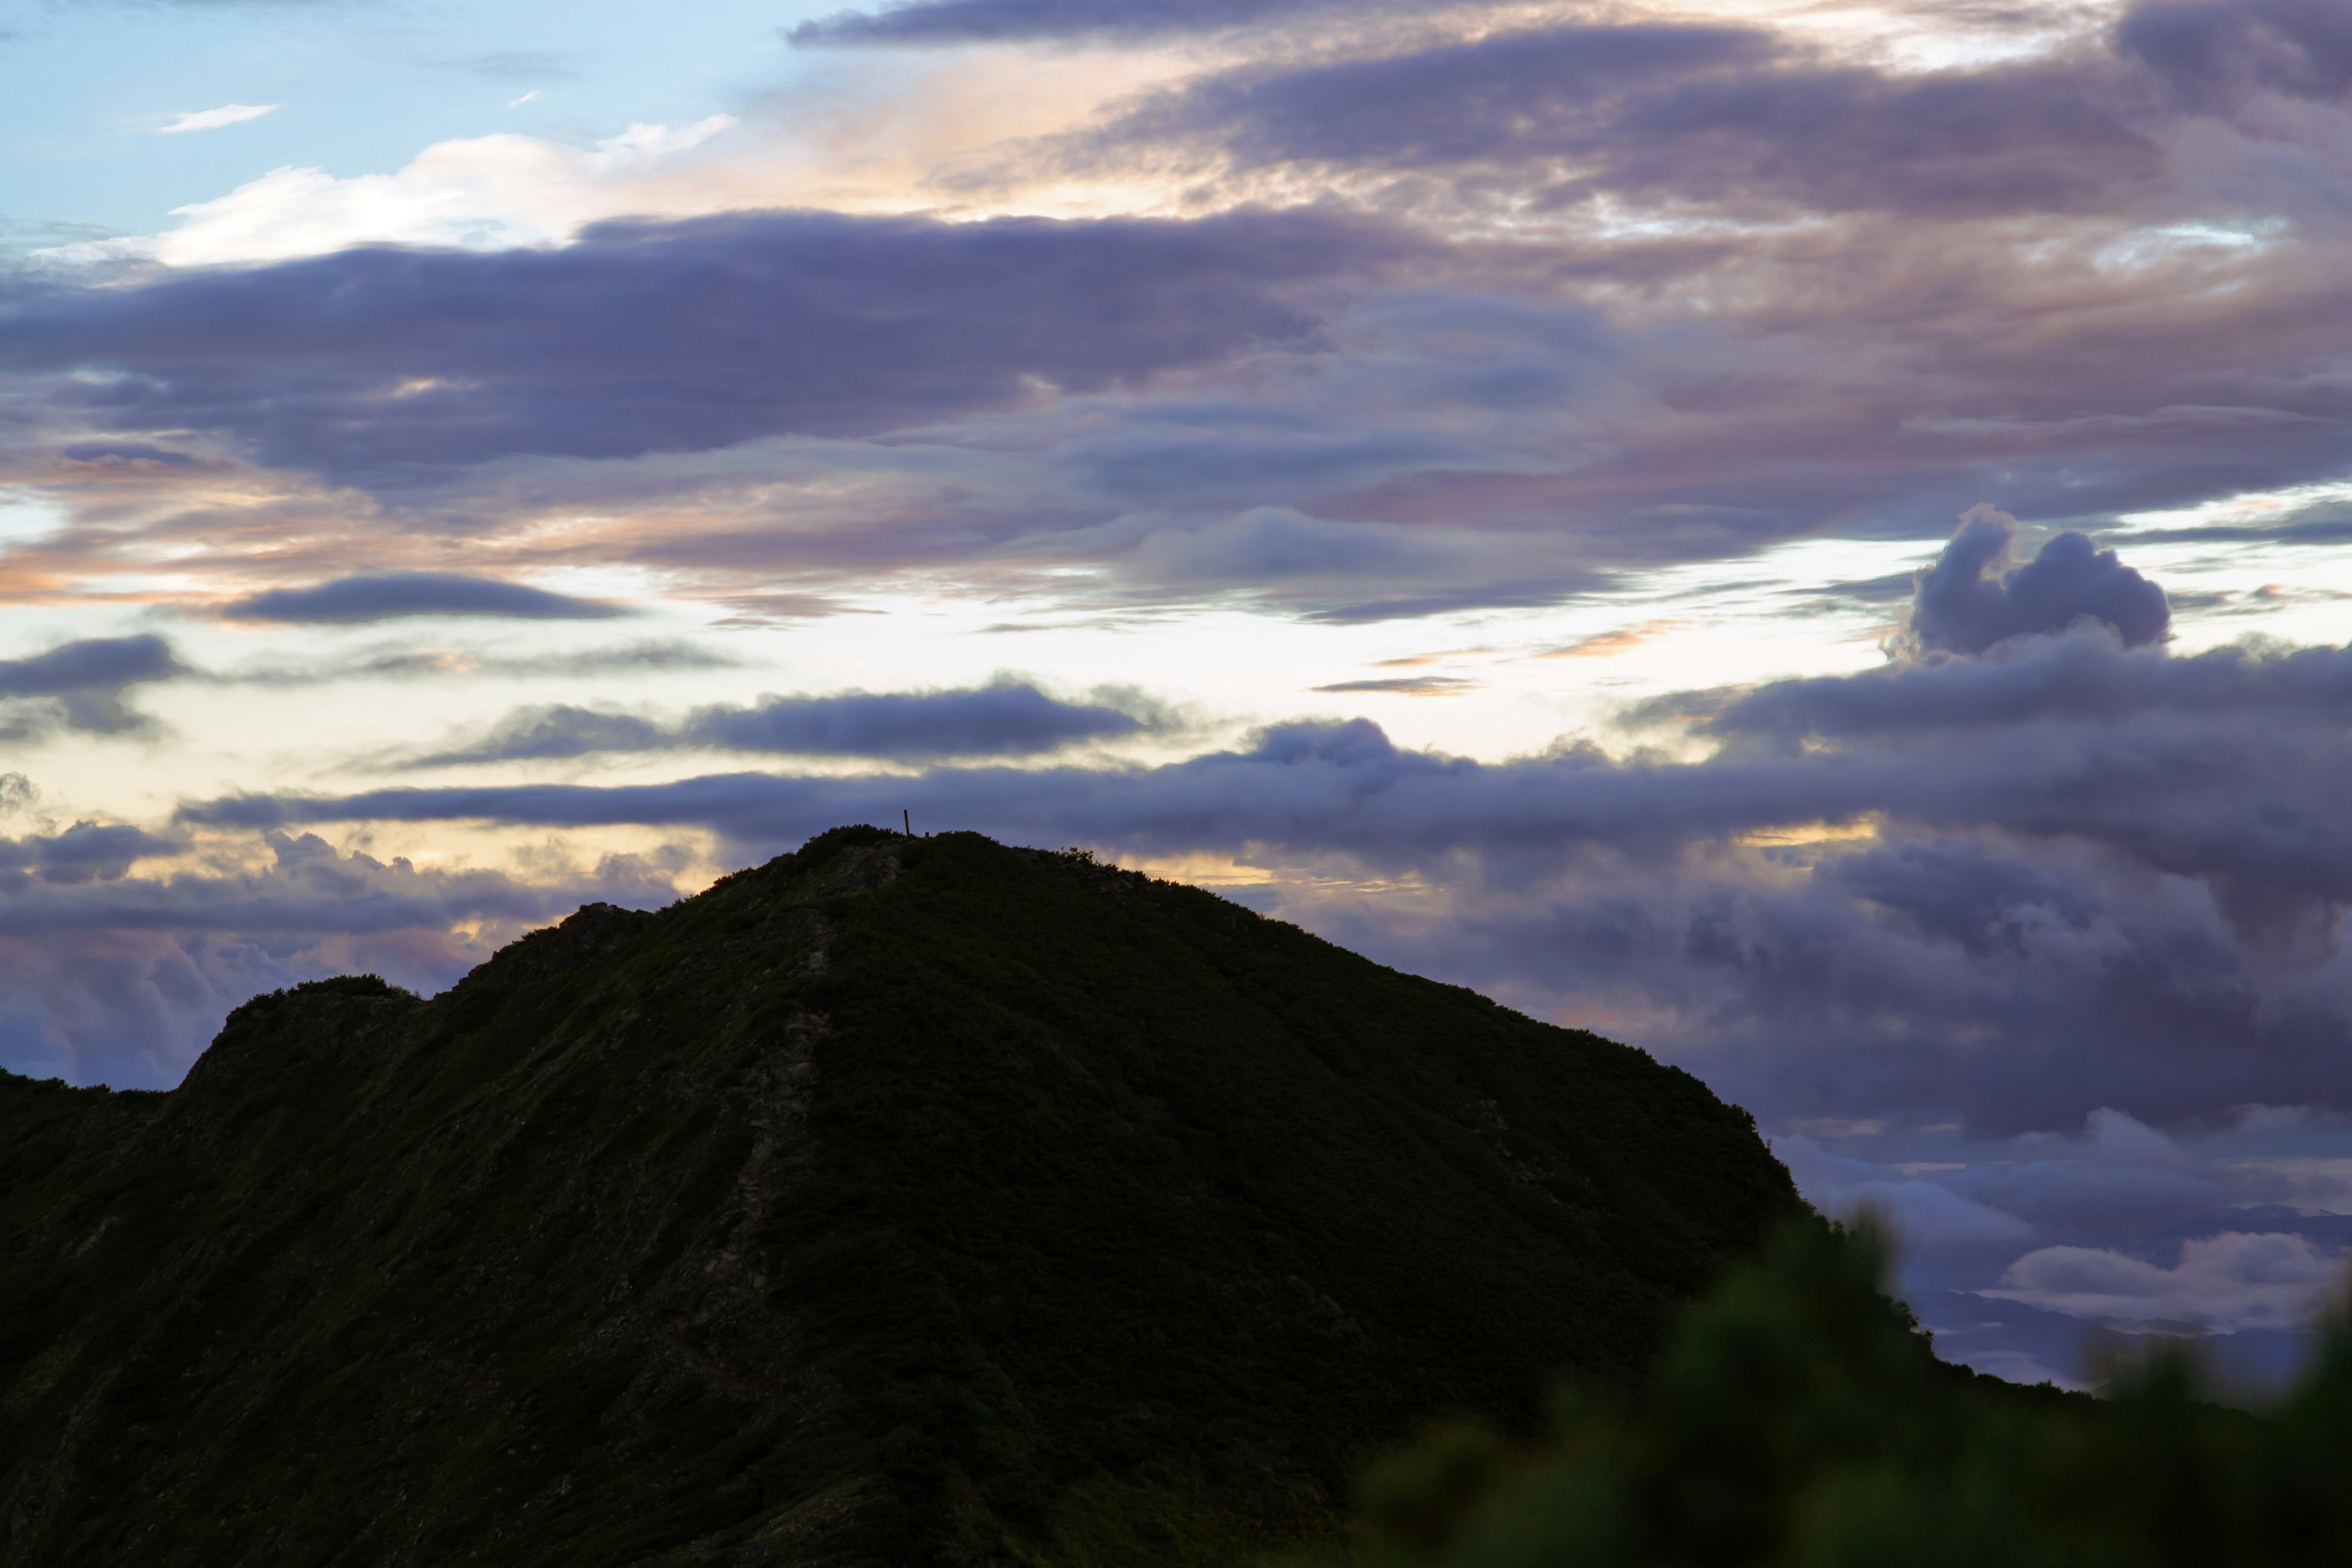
<box><xmin>0</xmin><ymin>826</ymin><xmax>1800</xmax><ymax>1566</ymax></box>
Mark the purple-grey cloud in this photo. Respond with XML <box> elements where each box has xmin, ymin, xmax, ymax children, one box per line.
<box><xmin>1656</xmin><ymin>627</ymin><xmax>2350</xmax><ymax>745</ymax></box>
<box><xmin>0</xmin><ymin>635</ymin><xmax>181</xmax><ymax>736</ymax></box>
<box><xmin>1</xmin><ymin>207</ymin><xmax>1406</xmax><ymax>480</ymax></box>
<box><xmin>2119</xmin><ymin>0</ymin><xmax>2352</xmax><ymax>108</ymax></box>
<box><xmin>221</xmin><ymin>572</ymin><xmax>627</xmax><ymax>624</ymax></box>
<box><xmin>1310</xmin><ymin>676</ymin><xmax>1474</xmax><ymax>696</ymax></box>
<box><xmin>160</xmin><ymin>684</ymin><xmax>2352</xmax><ymax>1133</ymax></box>
<box><xmin>0</xmin><ymin>821</ymin><xmax>180</xmax><ymax>886</ymax></box>
<box><xmin>1109</xmin><ymin>20</ymin><xmax>2164</xmax><ymax>217</ymax></box>
<box><xmin>8</xmin><ymin>13</ymin><xmax>2349</xmax><ymax>625</ymax></box>
<box><xmin>409</xmin><ymin>680</ymin><xmax>1149</xmax><ymax>766</ymax></box>
<box><xmin>685</xmin><ymin>681</ymin><xmax>1145</xmax><ymax>758</ymax></box>
<box><xmin>1902</xmin><ymin>506</ymin><xmax>2170</xmax><ymax>655</ymax></box>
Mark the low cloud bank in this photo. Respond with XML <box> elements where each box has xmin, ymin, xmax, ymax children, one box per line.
<box><xmin>168</xmin><ymin>523</ymin><xmax>2352</xmax><ymax>1137</ymax></box>
<box><xmin>1988</xmin><ymin>1231</ymin><xmax>2346</xmax><ymax>1333</ymax></box>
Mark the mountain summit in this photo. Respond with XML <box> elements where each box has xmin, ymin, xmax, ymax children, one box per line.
<box><xmin>1</xmin><ymin>827</ymin><xmax>1798</xmax><ymax>1565</ymax></box>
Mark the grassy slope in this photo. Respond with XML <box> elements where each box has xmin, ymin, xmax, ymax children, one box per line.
<box><xmin>0</xmin><ymin>827</ymin><xmax>1799</xmax><ymax>1566</ymax></box>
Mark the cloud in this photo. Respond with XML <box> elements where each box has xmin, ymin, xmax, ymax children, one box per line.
<box><xmin>1776</xmin><ymin>1134</ymin><xmax>2036</xmax><ymax>1246</ymax></box>
<box><xmin>686</xmin><ymin>682</ymin><xmax>1146</xmax><ymax>760</ymax></box>
<box><xmin>1986</xmin><ymin>1231</ymin><xmax>2347</xmax><ymax>1332</ymax></box>
<box><xmin>5</xmin><ymin>207</ymin><xmax>1403</xmax><ymax>478</ymax></box>
<box><xmin>409</xmin><ymin>680</ymin><xmax>1153</xmax><ymax>766</ymax></box>
<box><xmin>1905</xmin><ymin>505</ymin><xmax>2171</xmax><ymax>656</ymax></box>
<box><xmin>1658</xmin><ymin>631</ymin><xmax>2352</xmax><ymax>746</ymax></box>
<box><xmin>13</xmin><ymin>12</ymin><xmax>2352</xmax><ymax>625</ymax></box>
<box><xmin>0</xmin><ymin>821</ymin><xmax>181</xmax><ymax>886</ymax></box>
<box><xmin>412</xmin><ymin>706</ymin><xmax>668</xmax><ymax>766</ymax></box>
<box><xmin>1539</xmin><ymin>624</ymin><xmax>1674</xmax><ymax>660</ymax></box>
<box><xmin>220</xmin><ymin>573</ymin><xmax>627</xmax><ymax>624</ymax></box>
<box><xmin>0</xmin><ymin>830</ymin><xmax>687</xmax><ymax>1088</ymax></box>
<box><xmin>0</xmin><ymin>635</ymin><xmax>182</xmax><ymax>736</ymax></box>
<box><xmin>1310</xmin><ymin>676</ymin><xmax>1476</xmax><ymax>697</ymax></box>
<box><xmin>213</xmin><ymin>638</ymin><xmax>742</xmax><ymax>687</ymax></box>
<box><xmin>1109</xmin><ymin>20</ymin><xmax>2164</xmax><ymax>219</ymax></box>
<box><xmin>2119</xmin><ymin>0</ymin><xmax>2352</xmax><ymax>109</ymax></box>
<box><xmin>158</xmin><ymin>104</ymin><xmax>281</xmax><ymax>135</ymax></box>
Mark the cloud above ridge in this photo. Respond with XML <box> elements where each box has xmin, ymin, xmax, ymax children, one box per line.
<box><xmin>410</xmin><ymin>680</ymin><xmax>1156</xmax><ymax>766</ymax></box>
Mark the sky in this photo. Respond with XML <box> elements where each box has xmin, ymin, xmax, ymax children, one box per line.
<box><xmin>6</xmin><ymin>0</ymin><xmax>2352</xmax><ymax>1390</ymax></box>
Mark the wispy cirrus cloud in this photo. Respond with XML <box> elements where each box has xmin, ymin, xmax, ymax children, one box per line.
<box><xmin>157</xmin><ymin>102</ymin><xmax>280</xmax><ymax>135</ymax></box>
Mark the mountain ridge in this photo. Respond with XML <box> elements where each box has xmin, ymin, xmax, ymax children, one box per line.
<box><xmin>1</xmin><ymin>826</ymin><xmax>1800</xmax><ymax>1565</ymax></box>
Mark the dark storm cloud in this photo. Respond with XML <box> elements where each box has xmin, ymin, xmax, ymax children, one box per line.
<box><xmin>1904</xmin><ymin>507</ymin><xmax>2170</xmax><ymax>655</ymax></box>
<box><xmin>222</xmin><ymin>572</ymin><xmax>627</xmax><ymax>624</ymax></box>
<box><xmin>0</xmin><ymin>635</ymin><xmax>181</xmax><ymax>736</ymax></box>
<box><xmin>408</xmin><ymin>681</ymin><xmax>1147</xmax><ymax>766</ymax></box>
<box><xmin>1110</xmin><ymin>20</ymin><xmax>2165</xmax><ymax>216</ymax></box>
<box><xmin>0</xmin><ymin>207</ymin><xmax>1405</xmax><ymax>478</ymax></box>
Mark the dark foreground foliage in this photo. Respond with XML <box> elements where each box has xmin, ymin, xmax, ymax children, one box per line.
<box><xmin>1325</xmin><ymin>1219</ymin><xmax>2352</xmax><ymax>1568</ymax></box>
<box><xmin>0</xmin><ymin>827</ymin><xmax>1797</xmax><ymax>1566</ymax></box>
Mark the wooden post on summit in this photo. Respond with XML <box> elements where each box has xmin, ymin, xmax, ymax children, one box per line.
<box><xmin>903</xmin><ymin>810</ymin><xmax>911</xmax><ymax>837</ymax></box>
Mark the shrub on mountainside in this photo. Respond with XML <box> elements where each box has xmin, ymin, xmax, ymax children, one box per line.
<box><xmin>1322</xmin><ymin>1219</ymin><xmax>2352</xmax><ymax>1568</ymax></box>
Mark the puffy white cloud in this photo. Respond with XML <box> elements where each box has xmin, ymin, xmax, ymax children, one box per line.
<box><xmin>62</xmin><ymin>116</ymin><xmax>736</xmax><ymax>268</ymax></box>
